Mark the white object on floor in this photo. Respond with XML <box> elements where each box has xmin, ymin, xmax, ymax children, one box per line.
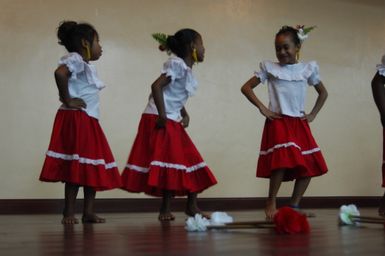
<box><xmin>339</xmin><ymin>204</ymin><xmax>360</xmax><ymax>225</ymax></box>
<box><xmin>210</xmin><ymin>212</ymin><xmax>234</xmax><ymax>225</ymax></box>
<box><xmin>185</xmin><ymin>214</ymin><xmax>211</xmax><ymax>232</ymax></box>
<box><xmin>185</xmin><ymin>212</ymin><xmax>234</xmax><ymax>232</ymax></box>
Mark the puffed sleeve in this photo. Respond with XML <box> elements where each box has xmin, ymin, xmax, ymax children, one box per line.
<box><xmin>376</xmin><ymin>54</ymin><xmax>385</xmax><ymax>77</ymax></box>
<box><xmin>254</xmin><ymin>61</ymin><xmax>268</xmax><ymax>84</ymax></box>
<box><xmin>161</xmin><ymin>57</ymin><xmax>187</xmax><ymax>81</ymax></box>
<box><xmin>307</xmin><ymin>61</ymin><xmax>321</xmax><ymax>86</ymax></box>
<box><xmin>58</xmin><ymin>52</ymin><xmax>85</xmax><ymax>79</ymax></box>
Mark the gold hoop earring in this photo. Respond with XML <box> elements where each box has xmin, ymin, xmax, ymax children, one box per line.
<box><xmin>296</xmin><ymin>51</ymin><xmax>300</xmax><ymax>61</ymax></box>
<box><xmin>192</xmin><ymin>48</ymin><xmax>198</xmax><ymax>63</ymax></box>
<box><xmin>86</xmin><ymin>45</ymin><xmax>91</xmax><ymax>60</ymax></box>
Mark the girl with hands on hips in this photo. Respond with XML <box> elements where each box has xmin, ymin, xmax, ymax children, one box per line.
<box><xmin>40</xmin><ymin>21</ymin><xmax>122</xmax><ymax>225</ymax></box>
<box><xmin>241</xmin><ymin>25</ymin><xmax>328</xmax><ymax>220</ymax></box>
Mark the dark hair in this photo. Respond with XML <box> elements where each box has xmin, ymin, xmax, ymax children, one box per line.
<box><xmin>57</xmin><ymin>21</ymin><xmax>98</xmax><ymax>53</ymax></box>
<box><xmin>165</xmin><ymin>29</ymin><xmax>200</xmax><ymax>58</ymax></box>
<box><xmin>276</xmin><ymin>26</ymin><xmax>301</xmax><ymax>47</ymax></box>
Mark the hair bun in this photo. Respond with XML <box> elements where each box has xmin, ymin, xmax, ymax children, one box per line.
<box><xmin>57</xmin><ymin>21</ymin><xmax>77</xmax><ymax>45</ymax></box>
<box><xmin>155</xmin><ymin>29</ymin><xmax>199</xmax><ymax>58</ymax></box>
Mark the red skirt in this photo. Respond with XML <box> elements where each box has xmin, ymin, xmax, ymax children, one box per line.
<box><xmin>382</xmin><ymin>129</ymin><xmax>385</xmax><ymax>187</ymax></box>
<box><xmin>121</xmin><ymin>114</ymin><xmax>217</xmax><ymax>196</ymax></box>
<box><xmin>257</xmin><ymin>116</ymin><xmax>328</xmax><ymax>181</ymax></box>
<box><xmin>39</xmin><ymin>110</ymin><xmax>122</xmax><ymax>191</ymax></box>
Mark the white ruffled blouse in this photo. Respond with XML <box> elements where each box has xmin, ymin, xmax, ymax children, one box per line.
<box><xmin>58</xmin><ymin>52</ymin><xmax>105</xmax><ymax>119</ymax></box>
<box><xmin>144</xmin><ymin>56</ymin><xmax>198</xmax><ymax>121</ymax></box>
<box><xmin>376</xmin><ymin>54</ymin><xmax>385</xmax><ymax>77</ymax></box>
<box><xmin>255</xmin><ymin>60</ymin><xmax>321</xmax><ymax>117</ymax></box>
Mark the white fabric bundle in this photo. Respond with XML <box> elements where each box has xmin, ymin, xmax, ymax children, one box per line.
<box><xmin>185</xmin><ymin>212</ymin><xmax>234</xmax><ymax>232</ymax></box>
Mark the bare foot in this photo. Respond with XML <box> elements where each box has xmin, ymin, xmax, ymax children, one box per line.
<box><xmin>185</xmin><ymin>207</ymin><xmax>210</xmax><ymax>219</ymax></box>
<box><xmin>265</xmin><ymin>199</ymin><xmax>277</xmax><ymax>221</ymax></box>
<box><xmin>158</xmin><ymin>212</ymin><xmax>175</xmax><ymax>221</ymax></box>
<box><xmin>62</xmin><ymin>216</ymin><xmax>79</xmax><ymax>224</ymax></box>
<box><xmin>81</xmin><ymin>214</ymin><xmax>106</xmax><ymax>224</ymax></box>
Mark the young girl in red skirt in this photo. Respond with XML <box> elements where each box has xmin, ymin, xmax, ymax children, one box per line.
<box><xmin>371</xmin><ymin>54</ymin><xmax>385</xmax><ymax>216</ymax></box>
<box><xmin>121</xmin><ymin>29</ymin><xmax>217</xmax><ymax>221</ymax></box>
<box><xmin>40</xmin><ymin>21</ymin><xmax>122</xmax><ymax>224</ymax></box>
<box><xmin>241</xmin><ymin>26</ymin><xmax>328</xmax><ymax>220</ymax></box>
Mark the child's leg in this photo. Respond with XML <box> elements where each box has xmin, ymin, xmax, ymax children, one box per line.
<box><xmin>62</xmin><ymin>182</ymin><xmax>80</xmax><ymax>224</ymax></box>
<box><xmin>185</xmin><ymin>192</ymin><xmax>210</xmax><ymax>219</ymax></box>
<box><xmin>159</xmin><ymin>190</ymin><xmax>175</xmax><ymax>221</ymax></box>
<box><xmin>379</xmin><ymin>191</ymin><xmax>385</xmax><ymax>217</ymax></box>
<box><xmin>265</xmin><ymin>169</ymin><xmax>285</xmax><ymax>220</ymax></box>
<box><xmin>289</xmin><ymin>177</ymin><xmax>311</xmax><ymax>207</ymax></box>
<box><xmin>82</xmin><ymin>186</ymin><xmax>105</xmax><ymax>223</ymax></box>
<box><xmin>289</xmin><ymin>177</ymin><xmax>315</xmax><ymax>217</ymax></box>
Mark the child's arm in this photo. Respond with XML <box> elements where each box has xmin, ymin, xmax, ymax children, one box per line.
<box><xmin>151</xmin><ymin>74</ymin><xmax>172</xmax><ymax>128</ymax></box>
<box><xmin>302</xmin><ymin>82</ymin><xmax>328</xmax><ymax>122</ymax></box>
<box><xmin>371</xmin><ymin>72</ymin><xmax>385</xmax><ymax>126</ymax></box>
<box><xmin>241</xmin><ymin>76</ymin><xmax>282</xmax><ymax>120</ymax></box>
<box><xmin>54</xmin><ymin>65</ymin><xmax>86</xmax><ymax>109</ymax></box>
<box><xmin>180</xmin><ymin>107</ymin><xmax>189</xmax><ymax>128</ymax></box>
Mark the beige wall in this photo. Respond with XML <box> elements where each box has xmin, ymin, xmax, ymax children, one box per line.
<box><xmin>1</xmin><ymin>0</ymin><xmax>384</xmax><ymax>199</ymax></box>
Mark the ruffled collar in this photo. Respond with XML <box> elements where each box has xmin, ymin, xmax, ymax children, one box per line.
<box><xmin>171</xmin><ymin>56</ymin><xmax>198</xmax><ymax>96</ymax></box>
<box><xmin>65</xmin><ymin>52</ymin><xmax>105</xmax><ymax>89</ymax></box>
<box><xmin>85</xmin><ymin>63</ymin><xmax>105</xmax><ymax>89</ymax></box>
<box><xmin>263</xmin><ymin>60</ymin><xmax>317</xmax><ymax>81</ymax></box>
<box><xmin>170</xmin><ymin>55</ymin><xmax>190</xmax><ymax>70</ymax></box>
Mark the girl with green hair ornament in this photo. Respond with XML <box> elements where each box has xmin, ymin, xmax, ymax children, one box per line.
<box><xmin>121</xmin><ymin>29</ymin><xmax>217</xmax><ymax>221</ymax></box>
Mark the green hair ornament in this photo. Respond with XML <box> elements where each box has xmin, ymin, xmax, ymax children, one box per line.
<box><xmin>296</xmin><ymin>25</ymin><xmax>316</xmax><ymax>42</ymax></box>
<box><xmin>152</xmin><ymin>33</ymin><xmax>171</xmax><ymax>54</ymax></box>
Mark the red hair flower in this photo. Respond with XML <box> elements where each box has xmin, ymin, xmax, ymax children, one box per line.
<box><xmin>273</xmin><ymin>207</ymin><xmax>310</xmax><ymax>234</ymax></box>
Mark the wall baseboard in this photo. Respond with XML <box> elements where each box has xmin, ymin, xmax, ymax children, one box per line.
<box><xmin>0</xmin><ymin>197</ymin><xmax>380</xmax><ymax>214</ymax></box>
